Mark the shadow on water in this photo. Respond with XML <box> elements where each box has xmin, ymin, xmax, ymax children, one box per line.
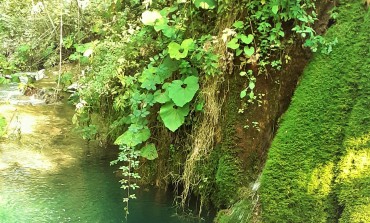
<box><xmin>0</xmin><ymin>81</ymin><xmax>213</xmax><ymax>223</ymax></box>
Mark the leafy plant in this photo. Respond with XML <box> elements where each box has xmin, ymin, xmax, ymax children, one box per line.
<box><xmin>168</xmin><ymin>76</ymin><xmax>199</xmax><ymax>107</ymax></box>
<box><xmin>160</xmin><ymin>102</ymin><xmax>190</xmax><ymax>132</ymax></box>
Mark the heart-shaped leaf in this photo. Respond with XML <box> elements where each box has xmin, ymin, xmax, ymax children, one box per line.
<box><xmin>160</xmin><ymin>102</ymin><xmax>190</xmax><ymax>132</ymax></box>
<box><xmin>141</xmin><ymin>143</ymin><xmax>158</xmax><ymax>160</ymax></box>
<box><xmin>114</xmin><ymin>126</ymin><xmax>151</xmax><ymax>147</ymax></box>
<box><xmin>244</xmin><ymin>46</ymin><xmax>255</xmax><ymax>57</ymax></box>
<box><xmin>168</xmin><ymin>42</ymin><xmax>187</xmax><ymax>60</ymax></box>
<box><xmin>227</xmin><ymin>38</ymin><xmax>239</xmax><ymax>50</ymax></box>
<box><xmin>181</xmin><ymin>39</ymin><xmax>195</xmax><ymax>50</ymax></box>
<box><xmin>233</xmin><ymin>21</ymin><xmax>244</xmax><ymax>29</ymax></box>
<box><xmin>168</xmin><ymin>76</ymin><xmax>199</xmax><ymax>107</ymax></box>
<box><xmin>240</xmin><ymin>34</ymin><xmax>254</xmax><ymax>45</ymax></box>
<box><xmin>193</xmin><ymin>0</ymin><xmax>216</xmax><ymax>9</ymax></box>
<box><xmin>168</xmin><ymin>39</ymin><xmax>194</xmax><ymax>60</ymax></box>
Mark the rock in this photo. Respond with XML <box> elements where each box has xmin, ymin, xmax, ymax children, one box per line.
<box><xmin>35</xmin><ymin>69</ymin><xmax>45</xmax><ymax>81</ymax></box>
<box><xmin>66</xmin><ymin>83</ymin><xmax>79</xmax><ymax>93</ymax></box>
<box><xmin>19</xmin><ymin>76</ymin><xmax>29</xmax><ymax>84</ymax></box>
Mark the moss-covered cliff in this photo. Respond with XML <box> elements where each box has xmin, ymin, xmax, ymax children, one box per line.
<box><xmin>260</xmin><ymin>1</ymin><xmax>370</xmax><ymax>222</ymax></box>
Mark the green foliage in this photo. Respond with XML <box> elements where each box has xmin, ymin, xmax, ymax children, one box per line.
<box><xmin>214</xmin><ymin>155</ymin><xmax>242</xmax><ymax>207</ymax></box>
<box><xmin>140</xmin><ymin>143</ymin><xmax>158</xmax><ymax>160</ymax></box>
<box><xmin>193</xmin><ymin>0</ymin><xmax>216</xmax><ymax>10</ymax></box>
<box><xmin>260</xmin><ymin>2</ymin><xmax>370</xmax><ymax>222</ymax></box>
<box><xmin>0</xmin><ymin>115</ymin><xmax>6</xmax><ymax>137</ymax></box>
<box><xmin>168</xmin><ymin>39</ymin><xmax>195</xmax><ymax>60</ymax></box>
<box><xmin>168</xmin><ymin>76</ymin><xmax>199</xmax><ymax>107</ymax></box>
<box><xmin>114</xmin><ymin>125</ymin><xmax>151</xmax><ymax>147</ymax></box>
<box><xmin>160</xmin><ymin>102</ymin><xmax>190</xmax><ymax>132</ymax></box>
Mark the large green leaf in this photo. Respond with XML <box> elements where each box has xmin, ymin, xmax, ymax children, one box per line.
<box><xmin>140</xmin><ymin>143</ymin><xmax>158</xmax><ymax>160</ymax></box>
<box><xmin>244</xmin><ymin>46</ymin><xmax>255</xmax><ymax>57</ymax></box>
<box><xmin>168</xmin><ymin>42</ymin><xmax>187</xmax><ymax>60</ymax></box>
<box><xmin>193</xmin><ymin>0</ymin><xmax>216</xmax><ymax>9</ymax></box>
<box><xmin>168</xmin><ymin>39</ymin><xmax>194</xmax><ymax>60</ymax></box>
<box><xmin>240</xmin><ymin>34</ymin><xmax>254</xmax><ymax>45</ymax></box>
<box><xmin>114</xmin><ymin>126</ymin><xmax>151</xmax><ymax>147</ymax></box>
<box><xmin>160</xmin><ymin>102</ymin><xmax>189</xmax><ymax>132</ymax></box>
<box><xmin>168</xmin><ymin>76</ymin><xmax>199</xmax><ymax>107</ymax></box>
<box><xmin>227</xmin><ymin>38</ymin><xmax>239</xmax><ymax>50</ymax></box>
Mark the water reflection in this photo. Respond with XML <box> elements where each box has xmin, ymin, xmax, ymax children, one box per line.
<box><xmin>0</xmin><ymin>85</ymin><xmax>212</xmax><ymax>223</ymax></box>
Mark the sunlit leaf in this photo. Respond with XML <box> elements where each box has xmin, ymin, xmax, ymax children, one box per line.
<box><xmin>240</xmin><ymin>89</ymin><xmax>247</xmax><ymax>98</ymax></box>
<box><xmin>244</xmin><ymin>46</ymin><xmax>255</xmax><ymax>57</ymax></box>
<box><xmin>240</xmin><ymin>34</ymin><xmax>254</xmax><ymax>45</ymax></box>
<box><xmin>233</xmin><ymin>21</ymin><xmax>244</xmax><ymax>29</ymax></box>
<box><xmin>227</xmin><ymin>38</ymin><xmax>239</xmax><ymax>50</ymax></box>
<box><xmin>114</xmin><ymin>126</ymin><xmax>151</xmax><ymax>147</ymax></box>
<box><xmin>272</xmin><ymin>5</ymin><xmax>279</xmax><ymax>14</ymax></box>
<box><xmin>193</xmin><ymin>0</ymin><xmax>216</xmax><ymax>9</ymax></box>
<box><xmin>168</xmin><ymin>76</ymin><xmax>199</xmax><ymax>107</ymax></box>
<box><xmin>160</xmin><ymin>102</ymin><xmax>189</xmax><ymax>132</ymax></box>
<box><xmin>140</xmin><ymin>143</ymin><xmax>158</xmax><ymax>160</ymax></box>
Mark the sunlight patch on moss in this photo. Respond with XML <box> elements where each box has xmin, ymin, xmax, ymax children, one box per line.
<box><xmin>307</xmin><ymin>162</ymin><xmax>334</xmax><ymax>197</ymax></box>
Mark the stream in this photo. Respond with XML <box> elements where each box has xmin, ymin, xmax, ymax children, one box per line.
<box><xmin>0</xmin><ymin>77</ymin><xmax>211</xmax><ymax>223</ymax></box>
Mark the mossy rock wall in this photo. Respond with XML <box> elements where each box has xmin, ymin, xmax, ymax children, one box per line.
<box><xmin>260</xmin><ymin>1</ymin><xmax>370</xmax><ymax>222</ymax></box>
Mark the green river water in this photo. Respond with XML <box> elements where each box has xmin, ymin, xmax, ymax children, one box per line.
<box><xmin>0</xmin><ymin>83</ymin><xmax>211</xmax><ymax>223</ymax></box>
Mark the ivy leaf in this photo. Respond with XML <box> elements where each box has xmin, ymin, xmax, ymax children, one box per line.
<box><xmin>181</xmin><ymin>39</ymin><xmax>195</xmax><ymax>50</ymax></box>
<box><xmin>193</xmin><ymin>0</ymin><xmax>216</xmax><ymax>9</ymax></box>
<box><xmin>227</xmin><ymin>38</ymin><xmax>239</xmax><ymax>50</ymax></box>
<box><xmin>160</xmin><ymin>102</ymin><xmax>190</xmax><ymax>132</ymax></box>
<box><xmin>244</xmin><ymin>46</ymin><xmax>255</xmax><ymax>57</ymax></box>
<box><xmin>240</xmin><ymin>34</ymin><xmax>254</xmax><ymax>45</ymax></box>
<box><xmin>233</xmin><ymin>21</ymin><xmax>244</xmax><ymax>29</ymax></box>
<box><xmin>168</xmin><ymin>39</ymin><xmax>194</xmax><ymax>60</ymax></box>
<box><xmin>168</xmin><ymin>42</ymin><xmax>186</xmax><ymax>60</ymax></box>
<box><xmin>140</xmin><ymin>144</ymin><xmax>158</xmax><ymax>160</ymax></box>
<box><xmin>114</xmin><ymin>126</ymin><xmax>151</xmax><ymax>147</ymax></box>
<box><xmin>168</xmin><ymin>76</ymin><xmax>199</xmax><ymax>107</ymax></box>
<box><xmin>272</xmin><ymin>5</ymin><xmax>279</xmax><ymax>15</ymax></box>
<box><xmin>240</xmin><ymin>89</ymin><xmax>247</xmax><ymax>98</ymax></box>
<box><xmin>236</xmin><ymin>49</ymin><xmax>243</xmax><ymax>56</ymax></box>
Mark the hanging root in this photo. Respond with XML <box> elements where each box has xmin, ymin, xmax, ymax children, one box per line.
<box><xmin>180</xmin><ymin>76</ymin><xmax>222</xmax><ymax>207</ymax></box>
<box><xmin>180</xmin><ymin>8</ymin><xmax>238</xmax><ymax>210</ymax></box>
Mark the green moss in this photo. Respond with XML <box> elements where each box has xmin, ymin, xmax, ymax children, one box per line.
<box><xmin>214</xmin><ymin>154</ymin><xmax>242</xmax><ymax>207</ymax></box>
<box><xmin>260</xmin><ymin>1</ymin><xmax>369</xmax><ymax>222</ymax></box>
